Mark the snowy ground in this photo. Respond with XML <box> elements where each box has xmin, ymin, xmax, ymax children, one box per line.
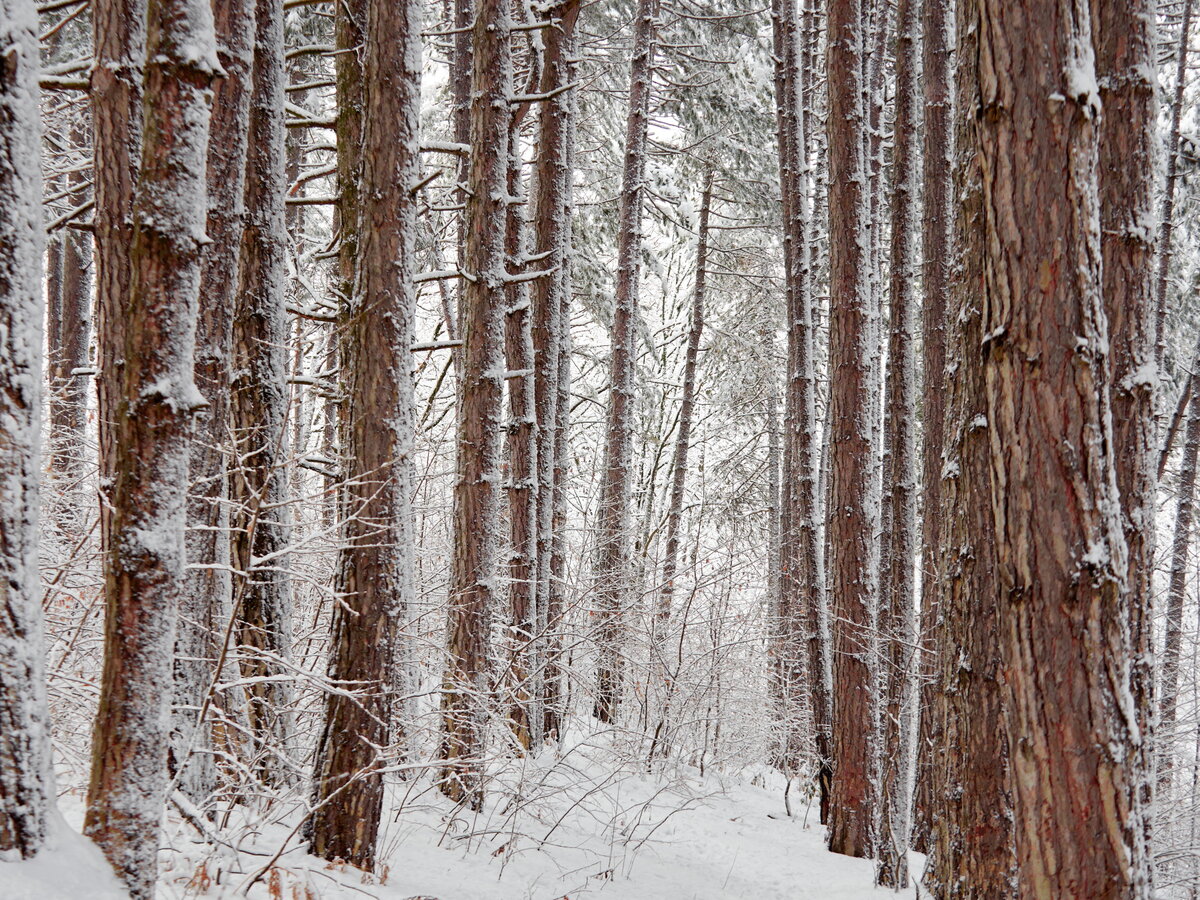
<box><xmin>9</xmin><ymin>735</ymin><xmax>923</xmax><ymax>899</ymax></box>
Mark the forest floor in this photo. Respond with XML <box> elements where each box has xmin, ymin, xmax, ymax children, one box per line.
<box><xmin>11</xmin><ymin>732</ymin><xmax>922</xmax><ymax>899</ymax></box>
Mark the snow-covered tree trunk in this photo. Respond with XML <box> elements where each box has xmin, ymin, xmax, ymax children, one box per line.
<box><xmin>230</xmin><ymin>0</ymin><xmax>294</xmax><ymax>787</ymax></box>
<box><xmin>171</xmin><ymin>0</ymin><xmax>254</xmax><ymax>809</ymax></box>
<box><xmin>1092</xmin><ymin>0</ymin><xmax>1157</xmax><ymax>884</ymax></box>
<box><xmin>307</xmin><ymin>0</ymin><xmax>420</xmax><ymax>870</ymax></box>
<box><xmin>505</xmin><ymin>110</ymin><xmax>540</xmax><ymax>752</ymax></box>
<box><xmin>825</xmin><ymin>0</ymin><xmax>876</xmax><ymax>859</ymax></box>
<box><xmin>1153</xmin><ymin>0</ymin><xmax>1194</xmax><ymax>372</ymax></box>
<box><xmin>974</xmin><ymin>0</ymin><xmax>1145</xmax><ymax>894</ymax></box>
<box><xmin>0</xmin><ymin>0</ymin><xmax>51</xmax><ymax>859</ymax></box>
<box><xmin>593</xmin><ymin>0</ymin><xmax>657</xmax><ymax>725</ymax></box>
<box><xmin>84</xmin><ymin>2</ymin><xmax>217</xmax><ymax>895</ymax></box>
<box><xmin>875</xmin><ymin>0</ymin><xmax>919</xmax><ymax>887</ymax></box>
<box><xmin>531</xmin><ymin>0</ymin><xmax>579</xmax><ymax>742</ymax></box>
<box><xmin>924</xmin><ymin>4</ymin><xmax>1014</xmax><ymax>892</ymax></box>
<box><xmin>910</xmin><ymin>0</ymin><xmax>952</xmax><ymax>856</ymax></box>
<box><xmin>441</xmin><ymin>0</ymin><xmax>510</xmax><ymax>806</ymax></box>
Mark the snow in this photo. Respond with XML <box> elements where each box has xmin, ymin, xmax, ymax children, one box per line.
<box><xmin>1</xmin><ymin>816</ymin><xmax>127</xmax><ymax>900</ymax></box>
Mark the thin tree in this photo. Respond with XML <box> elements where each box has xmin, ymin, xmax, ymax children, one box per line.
<box><xmin>440</xmin><ymin>0</ymin><xmax>511</xmax><ymax>806</ymax></box>
<box><xmin>172</xmin><ymin>0</ymin><xmax>254</xmax><ymax>808</ymax></box>
<box><xmin>825</xmin><ymin>0</ymin><xmax>875</xmax><ymax>859</ymax></box>
<box><xmin>875</xmin><ymin>0</ymin><xmax>919</xmax><ymax>886</ymax></box>
<box><xmin>0</xmin><ymin>0</ymin><xmax>52</xmax><ymax>858</ymax></box>
<box><xmin>231</xmin><ymin>0</ymin><xmax>294</xmax><ymax>785</ymax></box>
<box><xmin>910</xmin><ymin>0</ymin><xmax>951</xmax><ymax>854</ymax></box>
<box><xmin>531</xmin><ymin>0</ymin><xmax>580</xmax><ymax>740</ymax></box>
<box><xmin>975</xmin><ymin>0</ymin><xmax>1147</xmax><ymax>894</ymax></box>
<box><xmin>307</xmin><ymin>0</ymin><xmax>421</xmax><ymax>870</ymax></box>
<box><xmin>592</xmin><ymin>0</ymin><xmax>658</xmax><ymax>724</ymax></box>
<box><xmin>84</xmin><ymin>1</ymin><xmax>217</xmax><ymax>894</ymax></box>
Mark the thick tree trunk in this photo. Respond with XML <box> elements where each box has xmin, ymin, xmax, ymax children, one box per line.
<box><xmin>1092</xmin><ymin>0</ymin><xmax>1157</xmax><ymax>883</ymax></box>
<box><xmin>531</xmin><ymin>0</ymin><xmax>579</xmax><ymax>742</ymax></box>
<box><xmin>875</xmin><ymin>0</ymin><xmax>919</xmax><ymax>887</ymax></box>
<box><xmin>84</xmin><ymin>3</ymin><xmax>217</xmax><ymax>895</ymax></box>
<box><xmin>825</xmin><ymin>0</ymin><xmax>875</xmax><ymax>859</ymax></box>
<box><xmin>230</xmin><ymin>0</ymin><xmax>294</xmax><ymax>787</ymax></box>
<box><xmin>910</xmin><ymin>0</ymin><xmax>952</xmax><ymax>856</ymax></box>
<box><xmin>975</xmin><ymin>0</ymin><xmax>1146</xmax><ymax>894</ymax></box>
<box><xmin>593</xmin><ymin>0</ymin><xmax>657</xmax><ymax>725</ymax></box>
<box><xmin>1153</xmin><ymin>0</ymin><xmax>1194</xmax><ymax>372</ymax></box>
<box><xmin>440</xmin><ymin>0</ymin><xmax>511</xmax><ymax>807</ymax></box>
<box><xmin>923</xmin><ymin>5</ymin><xmax>1015</xmax><ymax>893</ymax></box>
<box><xmin>171</xmin><ymin>0</ymin><xmax>254</xmax><ymax>808</ymax></box>
<box><xmin>307</xmin><ymin>0</ymin><xmax>420</xmax><ymax>870</ymax></box>
<box><xmin>0</xmin><ymin>1</ymin><xmax>52</xmax><ymax>858</ymax></box>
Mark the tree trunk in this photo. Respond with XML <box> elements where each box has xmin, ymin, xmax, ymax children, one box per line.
<box><xmin>171</xmin><ymin>0</ymin><xmax>254</xmax><ymax>810</ymax></box>
<box><xmin>1153</xmin><ymin>0</ymin><xmax>1194</xmax><ymax>372</ymax></box>
<box><xmin>923</xmin><ymin>5</ymin><xmax>1015</xmax><ymax>893</ymax></box>
<box><xmin>910</xmin><ymin>0</ymin><xmax>952</xmax><ymax>856</ymax></box>
<box><xmin>532</xmin><ymin>0</ymin><xmax>579</xmax><ymax>745</ymax></box>
<box><xmin>593</xmin><ymin>0</ymin><xmax>657</xmax><ymax>725</ymax></box>
<box><xmin>440</xmin><ymin>0</ymin><xmax>511</xmax><ymax>807</ymax></box>
<box><xmin>1160</xmin><ymin>383</ymin><xmax>1200</xmax><ymax>786</ymax></box>
<box><xmin>875</xmin><ymin>0</ymin><xmax>919</xmax><ymax>887</ymax></box>
<box><xmin>307</xmin><ymin>0</ymin><xmax>420</xmax><ymax>870</ymax></box>
<box><xmin>230</xmin><ymin>0</ymin><xmax>294</xmax><ymax>787</ymax></box>
<box><xmin>0</xmin><ymin>0</ymin><xmax>52</xmax><ymax>857</ymax></box>
<box><xmin>84</xmin><ymin>2</ymin><xmax>216</xmax><ymax>894</ymax></box>
<box><xmin>1092</xmin><ymin>0</ymin><xmax>1157</xmax><ymax>884</ymax></box>
<box><xmin>825</xmin><ymin>0</ymin><xmax>875</xmax><ymax>859</ymax></box>
<box><xmin>975</xmin><ymin>0</ymin><xmax>1146</xmax><ymax>894</ymax></box>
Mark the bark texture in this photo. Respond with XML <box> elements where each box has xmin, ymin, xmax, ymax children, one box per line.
<box><xmin>84</xmin><ymin>2</ymin><xmax>217</xmax><ymax>895</ymax></box>
<box><xmin>974</xmin><ymin>0</ymin><xmax>1146</xmax><ymax>895</ymax></box>
<box><xmin>825</xmin><ymin>0</ymin><xmax>875</xmax><ymax>859</ymax></box>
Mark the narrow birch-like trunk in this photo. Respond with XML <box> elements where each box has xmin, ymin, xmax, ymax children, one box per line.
<box><xmin>0</xmin><ymin>0</ymin><xmax>52</xmax><ymax>858</ymax></box>
<box><xmin>975</xmin><ymin>0</ymin><xmax>1145</xmax><ymax>893</ymax></box>
<box><xmin>531</xmin><ymin>0</ymin><xmax>580</xmax><ymax>742</ymax></box>
<box><xmin>923</xmin><ymin>4</ymin><xmax>1015</xmax><ymax>892</ymax></box>
<box><xmin>1154</xmin><ymin>0</ymin><xmax>1194</xmax><ymax>372</ymax></box>
<box><xmin>910</xmin><ymin>0</ymin><xmax>952</xmax><ymax>855</ymax></box>
<box><xmin>230</xmin><ymin>0</ymin><xmax>294</xmax><ymax>786</ymax></box>
<box><xmin>1092</xmin><ymin>0</ymin><xmax>1158</xmax><ymax>884</ymax></box>
<box><xmin>593</xmin><ymin>0</ymin><xmax>657</xmax><ymax>725</ymax></box>
<box><xmin>171</xmin><ymin>0</ymin><xmax>254</xmax><ymax>810</ymax></box>
<box><xmin>307</xmin><ymin>0</ymin><xmax>420</xmax><ymax>869</ymax></box>
<box><xmin>825</xmin><ymin>0</ymin><xmax>875</xmax><ymax>859</ymax></box>
<box><xmin>440</xmin><ymin>0</ymin><xmax>510</xmax><ymax>806</ymax></box>
<box><xmin>875</xmin><ymin>0</ymin><xmax>919</xmax><ymax>886</ymax></box>
<box><xmin>84</xmin><ymin>3</ymin><xmax>217</xmax><ymax>895</ymax></box>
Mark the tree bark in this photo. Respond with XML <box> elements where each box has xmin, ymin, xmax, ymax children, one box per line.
<box><xmin>307</xmin><ymin>0</ymin><xmax>420</xmax><ymax>870</ymax></box>
<box><xmin>84</xmin><ymin>2</ymin><xmax>217</xmax><ymax>894</ymax></box>
<box><xmin>171</xmin><ymin>0</ymin><xmax>254</xmax><ymax>809</ymax></box>
<box><xmin>825</xmin><ymin>0</ymin><xmax>875</xmax><ymax>859</ymax></box>
<box><xmin>923</xmin><ymin>5</ymin><xmax>1015</xmax><ymax>893</ymax></box>
<box><xmin>593</xmin><ymin>0</ymin><xmax>657</xmax><ymax>725</ymax></box>
<box><xmin>974</xmin><ymin>0</ymin><xmax>1146</xmax><ymax>894</ymax></box>
<box><xmin>230</xmin><ymin>0</ymin><xmax>294</xmax><ymax>787</ymax></box>
<box><xmin>441</xmin><ymin>0</ymin><xmax>511</xmax><ymax>807</ymax></box>
<box><xmin>875</xmin><ymin>0</ymin><xmax>919</xmax><ymax>887</ymax></box>
<box><xmin>910</xmin><ymin>0</ymin><xmax>952</xmax><ymax>856</ymax></box>
<box><xmin>0</xmin><ymin>0</ymin><xmax>52</xmax><ymax>858</ymax></box>
<box><xmin>1092</xmin><ymin>0</ymin><xmax>1157</xmax><ymax>884</ymax></box>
